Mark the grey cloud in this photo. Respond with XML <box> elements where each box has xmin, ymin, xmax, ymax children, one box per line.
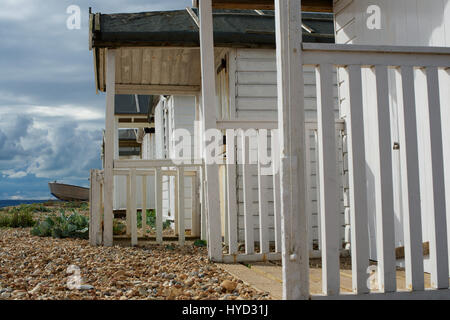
<box><xmin>0</xmin><ymin>0</ymin><xmax>190</xmax><ymax>199</ymax></box>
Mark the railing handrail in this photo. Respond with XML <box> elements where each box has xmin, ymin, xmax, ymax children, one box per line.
<box><xmin>302</xmin><ymin>43</ymin><xmax>450</xmax><ymax>68</ymax></box>
<box><xmin>217</xmin><ymin>119</ymin><xmax>346</xmax><ymax>131</ymax></box>
<box><xmin>113</xmin><ymin>169</ymin><xmax>198</xmax><ymax>177</ymax></box>
<box><xmin>114</xmin><ymin>159</ymin><xmax>204</xmax><ymax>169</ymax></box>
<box><xmin>303</xmin><ymin>43</ymin><xmax>450</xmax><ymax>56</ymax></box>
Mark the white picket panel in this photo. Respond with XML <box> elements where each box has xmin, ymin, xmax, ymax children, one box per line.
<box><xmin>226</xmin><ymin>130</ymin><xmax>238</xmax><ymax>254</ymax></box>
<box><xmin>130</xmin><ymin>168</ymin><xmax>138</xmax><ymax>246</ymax></box>
<box><xmin>155</xmin><ymin>168</ymin><xmax>163</xmax><ymax>244</ymax></box>
<box><xmin>316</xmin><ymin>63</ymin><xmax>341</xmax><ymax>296</ymax></box>
<box><xmin>258</xmin><ymin>130</ymin><xmax>270</xmax><ymax>254</ymax></box>
<box><xmin>346</xmin><ymin>64</ymin><xmax>370</xmax><ymax>294</ymax></box>
<box><xmin>302</xmin><ymin>43</ymin><xmax>450</xmax><ymax>299</ymax></box>
<box><xmin>398</xmin><ymin>66</ymin><xmax>425</xmax><ymax>291</ymax></box>
<box><xmin>373</xmin><ymin>65</ymin><xmax>396</xmax><ymax>293</ymax></box>
<box><xmin>441</xmin><ymin>68</ymin><xmax>450</xmax><ymax>276</ymax></box>
<box><xmin>272</xmin><ymin>130</ymin><xmax>282</xmax><ymax>253</ymax></box>
<box><xmin>177</xmin><ymin>167</ymin><xmax>185</xmax><ymax>246</ymax></box>
<box><xmin>126</xmin><ymin>173</ymin><xmax>131</xmax><ymax>236</ymax></box>
<box><xmin>142</xmin><ymin>175</ymin><xmax>147</xmax><ymax>233</ymax></box>
<box><xmin>423</xmin><ymin>67</ymin><xmax>449</xmax><ymax>289</ymax></box>
<box><xmin>242</xmin><ymin>134</ymin><xmax>255</xmax><ymax>254</ymax></box>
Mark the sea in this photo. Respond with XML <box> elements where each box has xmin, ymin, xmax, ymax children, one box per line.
<box><xmin>0</xmin><ymin>200</ymin><xmax>52</xmax><ymax>209</ymax></box>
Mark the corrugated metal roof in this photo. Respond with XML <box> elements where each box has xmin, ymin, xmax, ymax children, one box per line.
<box><xmin>92</xmin><ymin>9</ymin><xmax>334</xmax><ymax>48</ymax></box>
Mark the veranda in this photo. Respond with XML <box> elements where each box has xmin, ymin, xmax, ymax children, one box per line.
<box><xmin>89</xmin><ymin>0</ymin><xmax>450</xmax><ymax>300</ymax></box>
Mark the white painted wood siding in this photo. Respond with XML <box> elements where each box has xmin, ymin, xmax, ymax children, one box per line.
<box><xmin>334</xmin><ymin>0</ymin><xmax>450</xmax><ymax>47</ymax></box>
<box><xmin>231</xmin><ymin>49</ymin><xmax>344</xmax><ymax>246</ymax></box>
<box><xmin>165</xmin><ymin>96</ymin><xmax>197</xmax><ymax>230</ymax></box>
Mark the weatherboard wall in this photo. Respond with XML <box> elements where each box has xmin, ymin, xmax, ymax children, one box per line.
<box><xmin>228</xmin><ymin>48</ymin><xmax>345</xmax><ymax>246</ymax></box>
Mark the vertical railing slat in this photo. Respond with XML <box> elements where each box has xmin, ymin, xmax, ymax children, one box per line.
<box><xmin>130</xmin><ymin>168</ymin><xmax>138</xmax><ymax>246</ymax></box>
<box><xmin>397</xmin><ymin>66</ymin><xmax>424</xmax><ymax>290</ymax></box>
<box><xmin>314</xmin><ymin>131</ymin><xmax>322</xmax><ymax>251</ymax></box>
<box><xmin>174</xmin><ymin>173</ymin><xmax>179</xmax><ymax>236</ymax></box>
<box><xmin>226</xmin><ymin>130</ymin><xmax>238</xmax><ymax>254</ymax></box>
<box><xmin>126</xmin><ymin>173</ymin><xmax>131</xmax><ymax>236</ymax></box>
<box><xmin>424</xmin><ymin>66</ymin><xmax>449</xmax><ymax>289</ymax></box>
<box><xmin>271</xmin><ymin>130</ymin><xmax>282</xmax><ymax>253</ymax></box>
<box><xmin>155</xmin><ymin>168</ymin><xmax>163</xmax><ymax>244</ymax></box>
<box><xmin>142</xmin><ymin>175</ymin><xmax>147</xmax><ymax>234</ymax></box>
<box><xmin>316</xmin><ymin>63</ymin><xmax>341</xmax><ymax>296</ymax></box>
<box><xmin>178</xmin><ymin>167</ymin><xmax>185</xmax><ymax>246</ymax></box>
<box><xmin>347</xmin><ymin>65</ymin><xmax>370</xmax><ymax>294</ymax></box>
<box><xmin>373</xmin><ymin>65</ymin><xmax>397</xmax><ymax>292</ymax></box>
<box><xmin>258</xmin><ymin>130</ymin><xmax>270</xmax><ymax>254</ymax></box>
<box><xmin>192</xmin><ymin>174</ymin><xmax>200</xmax><ymax>237</ymax></box>
<box><xmin>242</xmin><ymin>134</ymin><xmax>255</xmax><ymax>254</ymax></box>
<box><xmin>305</xmin><ymin>128</ymin><xmax>314</xmax><ymax>253</ymax></box>
<box><xmin>200</xmin><ymin>166</ymin><xmax>207</xmax><ymax>241</ymax></box>
<box><xmin>440</xmin><ymin>68</ymin><xmax>450</xmax><ymax>276</ymax></box>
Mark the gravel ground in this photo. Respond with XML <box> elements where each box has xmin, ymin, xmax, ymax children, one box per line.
<box><xmin>0</xmin><ymin>228</ymin><xmax>270</xmax><ymax>300</ymax></box>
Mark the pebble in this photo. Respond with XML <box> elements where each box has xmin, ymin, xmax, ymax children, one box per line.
<box><xmin>138</xmin><ymin>287</ymin><xmax>147</xmax><ymax>296</ymax></box>
<box><xmin>29</xmin><ymin>284</ymin><xmax>41</xmax><ymax>294</ymax></box>
<box><xmin>79</xmin><ymin>285</ymin><xmax>95</xmax><ymax>291</ymax></box>
<box><xmin>220</xmin><ymin>280</ymin><xmax>237</xmax><ymax>292</ymax></box>
<box><xmin>0</xmin><ymin>228</ymin><xmax>270</xmax><ymax>301</ymax></box>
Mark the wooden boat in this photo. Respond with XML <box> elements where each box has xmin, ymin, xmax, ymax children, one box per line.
<box><xmin>48</xmin><ymin>182</ymin><xmax>89</xmax><ymax>202</ymax></box>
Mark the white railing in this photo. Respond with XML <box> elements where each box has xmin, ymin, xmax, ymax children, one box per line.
<box><xmin>217</xmin><ymin>119</ymin><xmax>346</xmax><ymax>263</ymax></box>
<box><xmin>222</xmin><ymin>122</ymin><xmax>281</xmax><ymax>263</ymax></box>
<box><xmin>90</xmin><ymin>160</ymin><xmax>203</xmax><ymax>246</ymax></box>
<box><xmin>302</xmin><ymin>43</ymin><xmax>450</xmax><ymax>298</ymax></box>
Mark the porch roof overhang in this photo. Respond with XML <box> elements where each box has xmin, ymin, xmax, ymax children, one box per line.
<box><xmin>91</xmin><ymin>9</ymin><xmax>334</xmax><ymax>94</ymax></box>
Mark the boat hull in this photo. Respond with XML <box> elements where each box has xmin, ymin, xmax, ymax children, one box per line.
<box><xmin>48</xmin><ymin>183</ymin><xmax>89</xmax><ymax>202</ymax></box>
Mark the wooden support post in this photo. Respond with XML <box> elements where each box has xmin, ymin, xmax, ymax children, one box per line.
<box><xmin>178</xmin><ymin>167</ymin><xmax>186</xmax><ymax>246</ymax></box>
<box><xmin>103</xmin><ymin>49</ymin><xmax>116</xmax><ymax>247</ymax></box>
<box><xmin>130</xmin><ymin>168</ymin><xmax>138</xmax><ymax>246</ymax></box>
<box><xmin>156</xmin><ymin>168</ymin><xmax>163</xmax><ymax>244</ymax></box>
<box><xmin>89</xmin><ymin>170</ymin><xmax>102</xmax><ymax>246</ymax></box>
<box><xmin>142</xmin><ymin>175</ymin><xmax>147</xmax><ymax>234</ymax></box>
<box><xmin>199</xmin><ymin>0</ymin><xmax>222</xmax><ymax>261</ymax></box>
<box><xmin>316</xmin><ymin>64</ymin><xmax>340</xmax><ymax>296</ymax></box>
<box><xmin>275</xmin><ymin>0</ymin><xmax>309</xmax><ymax>300</ymax></box>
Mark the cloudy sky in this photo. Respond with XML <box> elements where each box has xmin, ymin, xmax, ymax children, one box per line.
<box><xmin>0</xmin><ymin>0</ymin><xmax>191</xmax><ymax>200</ymax></box>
